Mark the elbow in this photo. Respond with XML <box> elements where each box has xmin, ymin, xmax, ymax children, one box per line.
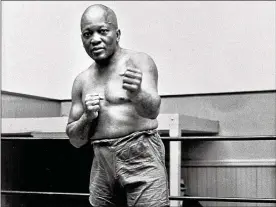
<box><xmin>69</xmin><ymin>138</ymin><xmax>88</xmax><ymax>148</ymax></box>
<box><xmin>66</xmin><ymin>124</ymin><xmax>88</xmax><ymax>148</ymax></box>
<box><xmin>65</xmin><ymin>124</ymin><xmax>71</xmax><ymax>138</ymax></box>
<box><xmin>143</xmin><ymin>98</ymin><xmax>161</xmax><ymax>119</ymax></box>
<box><xmin>152</xmin><ymin>111</ymin><xmax>160</xmax><ymax>119</ymax></box>
<box><xmin>148</xmin><ymin>107</ymin><xmax>160</xmax><ymax>119</ymax></box>
<box><xmin>139</xmin><ymin>105</ymin><xmax>160</xmax><ymax>119</ymax></box>
<box><xmin>149</xmin><ymin>98</ymin><xmax>161</xmax><ymax>119</ymax></box>
<box><xmin>69</xmin><ymin>138</ymin><xmax>80</xmax><ymax>148</ymax></box>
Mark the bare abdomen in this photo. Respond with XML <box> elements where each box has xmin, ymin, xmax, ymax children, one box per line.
<box><xmin>90</xmin><ymin>103</ymin><xmax>158</xmax><ymax>140</ymax></box>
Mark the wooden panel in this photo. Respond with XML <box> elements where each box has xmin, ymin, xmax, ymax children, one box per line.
<box><xmin>236</xmin><ymin>168</ymin><xmax>257</xmax><ymax>207</ymax></box>
<box><xmin>187</xmin><ymin>167</ymin><xmax>198</xmax><ymax>195</ymax></box>
<box><xmin>181</xmin><ymin>165</ymin><xmax>276</xmax><ymax>207</ymax></box>
<box><xmin>60</xmin><ymin>101</ymin><xmax>71</xmax><ymax>117</ymax></box>
<box><xmin>257</xmin><ymin>168</ymin><xmax>276</xmax><ymax>207</ymax></box>
<box><xmin>1</xmin><ymin>117</ymin><xmax>68</xmax><ymax>134</ymax></box>
<box><xmin>197</xmin><ymin>168</ymin><xmax>209</xmax><ymax>207</ymax></box>
<box><xmin>179</xmin><ymin>114</ymin><xmax>219</xmax><ymax>134</ymax></box>
<box><xmin>206</xmin><ymin>168</ymin><xmax>218</xmax><ymax>207</ymax></box>
<box><xmin>158</xmin><ymin>114</ymin><xmax>219</xmax><ymax>135</ymax></box>
<box><xmin>1</xmin><ymin>92</ymin><xmax>61</xmax><ymax>118</ymax></box>
<box><xmin>217</xmin><ymin>168</ymin><xmax>237</xmax><ymax>207</ymax></box>
<box><xmin>1</xmin><ymin>114</ymin><xmax>219</xmax><ymax>135</ymax></box>
<box><xmin>181</xmin><ymin>159</ymin><xmax>276</xmax><ymax>167</ymax></box>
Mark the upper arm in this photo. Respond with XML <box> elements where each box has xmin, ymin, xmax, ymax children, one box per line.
<box><xmin>137</xmin><ymin>53</ymin><xmax>159</xmax><ymax>95</ymax></box>
<box><xmin>67</xmin><ymin>75</ymin><xmax>84</xmax><ymax>124</ymax></box>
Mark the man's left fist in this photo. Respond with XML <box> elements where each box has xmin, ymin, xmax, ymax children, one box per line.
<box><xmin>120</xmin><ymin>68</ymin><xmax>142</xmax><ymax>99</ymax></box>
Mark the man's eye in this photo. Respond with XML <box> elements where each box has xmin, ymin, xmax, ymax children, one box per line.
<box><xmin>99</xmin><ymin>29</ymin><xmax>108</xmax><ymax>34</ymax></box>
<box><xmin>83</xmin><ymin>32</ymin><xmax>92</xmax><ymax>38</ymax></box>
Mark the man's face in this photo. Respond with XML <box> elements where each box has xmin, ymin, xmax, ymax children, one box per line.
<box><xmin>81</xmin><ymin>14</ymin><xmax>119</xmax><ymax>62</ymax></box>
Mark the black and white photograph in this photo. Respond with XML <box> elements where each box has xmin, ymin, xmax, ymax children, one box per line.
<box><xmin>1</xmin><ymin>1</ymin><xmax>276</xmax><ymax>207</ymax></box>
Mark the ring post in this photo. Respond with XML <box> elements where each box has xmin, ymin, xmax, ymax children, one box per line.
<box><xmin>169</xmin><ymin>114</ymin><xmax>182</xmax><ymax>207</ymax></box>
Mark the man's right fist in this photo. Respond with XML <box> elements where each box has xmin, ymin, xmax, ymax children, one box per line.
<box><xmin>84</xmin><ymin>94</ymin><xmax>103</xmax><ymax>120</ymax></box>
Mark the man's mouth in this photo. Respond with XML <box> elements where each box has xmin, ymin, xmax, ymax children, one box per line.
<box><xmin>92</xmin><ymin>48</ymin><xmax>104</xmax><ymax>53</ymax></box>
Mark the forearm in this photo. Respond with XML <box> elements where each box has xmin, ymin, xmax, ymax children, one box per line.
<box><xmin>66</xmin><ymin>113</ymin><xmax>96</xmax><ymax>148</ymax></box>
<box><xmin>132</xmin><ymin>90</ymin><xmax>161</xmax><ymax>119</ymax></box>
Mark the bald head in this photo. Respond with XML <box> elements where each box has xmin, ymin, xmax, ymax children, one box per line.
<box><xmin>81</xmin><ymin>4</ymin><xmax>118</xmax><ymax>30</ymax></box>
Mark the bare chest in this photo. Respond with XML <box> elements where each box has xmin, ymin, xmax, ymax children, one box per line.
<box><xmin>82</xmin><ymin>72</ymin><xmax>129</xmax><ymax>104</ymax></box>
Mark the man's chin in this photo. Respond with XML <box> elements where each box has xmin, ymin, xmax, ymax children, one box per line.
<box><xmin>92</xmin><ymin>56</ymin><xmax>110</xmax><ymax>64</ymax></box>
<box><xmin>91</xmin><ymin>54</ymin><xmax>106</xmax><ymax>61</ymax></box>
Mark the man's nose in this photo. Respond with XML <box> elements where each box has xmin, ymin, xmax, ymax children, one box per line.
<box><xmin>90</xmin><ymin>34</ymin><xmax>101</xmax><ymax>45</ymax></box>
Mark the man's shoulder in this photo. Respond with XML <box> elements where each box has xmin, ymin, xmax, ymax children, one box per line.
<box><xmin>74</xmin><ymin>65</ymin><xmax>95</xmax><ymax>82</ymax></box>
<box><xmin>71</xmin><ymin>68</ymin><xmax>94</xmax><ymax>93</ymax></box>
<box><xmin>124</xmin><ymin>49</ymin><xmax>152</xmax><ymax>60</ymax></box>
<box><xmin>123</xmin><ymin>49</ymin><xmax>155</xmax><ymax>67</ymax></box>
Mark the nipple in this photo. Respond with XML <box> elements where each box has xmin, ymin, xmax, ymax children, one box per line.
<box><xmin>104</xmin><ymin>55</ymin><xmax>136</xmax><ymax>103</ymax></box>
<box><xmin>105</xmin><ymin>79</ymin><xmax>129</xmax><ymax>103</ymax></box>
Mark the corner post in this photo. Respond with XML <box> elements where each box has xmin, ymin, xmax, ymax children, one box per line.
<box><xmin>169</xmin><ymin>114</ymin><xmax>181</xmax><ymax>207</ymax></box>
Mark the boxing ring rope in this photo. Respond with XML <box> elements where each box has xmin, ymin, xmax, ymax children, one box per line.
<box><xmin>161</xmin><ymin>135</ymin><xmax>276</xmax><ymax>141</ymax></box>
<box><xmin>2</xmin><ymin>135</ymin><xmax>276</xmax><ymax>141</ymax></box>
<box><xmin>2</xmin><ymin>115</ymin><xmax>276</xmax><ymax>206</ymax></box>
<box><xmin>169</xmin><ymin>196</ymin><xmax>276</xmax><ymax>203</ymax></box>
<box><xmin>2</xmin><ymin>190</ymin><xmax>276</xmax><ymax>204</ymax></box>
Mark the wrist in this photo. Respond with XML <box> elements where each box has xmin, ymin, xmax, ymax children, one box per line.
<box><xmin>130</xmin><ymin>90</ymin><xmax>142</xmax><ymax>103</ymax></box>
<box><xmin>81</xmin><ymin>112</ymin><xmax>96</xmax><ymax>123</ymax></box>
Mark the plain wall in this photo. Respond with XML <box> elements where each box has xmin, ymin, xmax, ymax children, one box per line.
<box><xmin>2</xmin><ymin>1</ymin><xmax>275</xmax><ymax>99</ymax></box>
<box><xmin>160</xmin><ymin>92</ymin><xmax>276</xmax><ymax>136</ymax></box>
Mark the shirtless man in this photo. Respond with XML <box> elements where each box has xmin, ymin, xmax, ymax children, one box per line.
<box><xmin>66</xmin><ymin>4</ymin><xmax>169</xmax><ymax>207</ymax></box>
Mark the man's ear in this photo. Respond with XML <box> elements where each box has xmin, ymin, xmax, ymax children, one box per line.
<box><xmin>116</xmin><ymin>29</ymin><xmax>121</xmax><ymax>43</ymax></box>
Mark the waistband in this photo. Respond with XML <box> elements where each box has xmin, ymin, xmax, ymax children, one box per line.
<box><xmin>91</xmin><ymin>129</ymin><xmax>158</xmax><ymax>146</ymax></box>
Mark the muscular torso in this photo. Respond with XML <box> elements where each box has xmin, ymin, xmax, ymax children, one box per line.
<box><xmin>81</xmin><ymin>52</ymin><xmax>158</xmax><ymax>140</ymax></box>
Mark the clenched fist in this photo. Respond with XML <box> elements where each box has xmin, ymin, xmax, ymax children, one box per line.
<box><xmin>84</xmin><ymin>94</ymin><xmax>103</xmax><ymax>121</ymax></box>
<box><xmin>120</xmin><ymin>68</ymin><xmax>142</xmax><ymax>99</ymax></box>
